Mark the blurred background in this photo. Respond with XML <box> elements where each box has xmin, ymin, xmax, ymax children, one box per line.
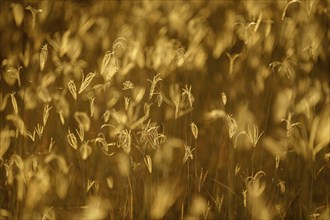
<box><xmin>0</xmin><ymin>1</ymin><xmax>329</xmax><ymax>219</ymax></box>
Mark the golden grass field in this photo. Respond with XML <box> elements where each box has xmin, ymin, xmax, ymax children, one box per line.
<box><xmin>0</xmin><ymin>1</ymin><xmax>329</xmax><ymax>219</ymax></box>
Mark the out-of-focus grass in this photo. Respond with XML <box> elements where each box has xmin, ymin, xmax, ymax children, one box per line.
<box><xmin>0</xmin><ymin>1</ymin><xmax>329</xmax><ymax>219</ymax></box>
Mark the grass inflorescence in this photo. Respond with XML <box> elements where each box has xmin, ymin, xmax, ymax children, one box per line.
<box><xmin>0</xmin><ymin>1</ymin><xmax>329</xmax><ymax>219</ymax></box>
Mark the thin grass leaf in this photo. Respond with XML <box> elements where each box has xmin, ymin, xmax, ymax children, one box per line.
<box><xmin>182</xmin><ymin>84</ymin><xmax>194</xmax><ymax>108</ymax></box>
<box><xmin>58</xmin><ymin>109</ymin><xmax>65</xmax><ymax>125</ymax></box>
<box><xmin>124</xmin><ymin>97</ymin><xmax>130</xmax><ymax>111</ymax></box>
<box><xmin>48</xmin><ymin>137</ymin><xmax>55</xmax><ymax>153</ymax></box>
<box><xmin>10</xmin><ymin>93</ymin><xmax>18</xmax><ymax>114</ymax></box>
<box><xmin>254</xmin><ymin>12</ymin><xmax>262</xmax><ymax>32</ymax></box>
<box><xmin>226</xmin><ymin>53</ymin><xmax>240</xmax><ymax>75</ymax></box>
<box><xmin>41</xmin><ymin>207</ymin><xmax>55</xmax><ymax>220</ymax></box>
<box><xmin>26</xmin><ymin>130</ymin><xmax>36</xmax><ymax>142</ymax></box>
<box><xmin>25</xmin><ymin>6</ymin><xmax>42</xmax><ymax>29</ymax></box>
<box><xmin>246</xmin><ymin>124</ymin><xmax>264</xmax><ymax>147</ymax></box>
<box><xmin>144</xmin><ymin>155</ymin><xmax>152</xmax><ymax>174</ymax></box>
<box><xmin>129</xmin><ymin>103</ymin><xmax>151</xmax><ymax>130</ymax></box>
<box><xmin>43</xmin><ymin>104</ymin><xmax>52</xmax><ymax>126</ymax></box>
<box><xmin>35</xmin><ymin>123</ymin><xmax>44</xmax><ymax>139</ymax></box>
<box><xmin>175</xmin><ymin>100</ymin><xmax>180</xmax><ymax>119</ymax></box>
<box><xmin>87</xmin><ymin>179</ymin><xmax>94</xmax><ymax>192</ymax></box>
<box><xmin>0</xmin><ymin>93</ymin><xmax>10</xmax><ymax>111</ymax></box>
<box><xmin>195</xmin><ymin>168</ymin><xmax>208</xmax><ymax>192</ymax></box>
<box><xmin>76</xmin><ymin>127</ymin><xmax>85</xmax><ymax>142</ymax></box>
<box><xmin>148</xmin><ymin>74</ymin><xmax>162</xmax><ymax>99</ymax></box>
<box><xmin>282</xmin><ymin>0</ymin><xmax>302</xmax><ymax>20</ymax></box>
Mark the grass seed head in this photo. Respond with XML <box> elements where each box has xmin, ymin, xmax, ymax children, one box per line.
<box><xmin>190</xmin><ymin>122</ymin><xmax>198</xmax><ymax>140</ymax></box>
<box><xmin>149</xmin><ymin>74</ymin><xmax>162</xmax><ymax>99</ymax></box>
<box><xmin>68</xmin><ymin>80</ymin><xmax>77</xmax><ymax>101</ymax></box>
<box><xmin>79</xmin><ymin>71</ymin><xmax>96</xmax><ymax>94</ymax></box>
<box><xmin>183</xmin><ymin>144</ymin><xmax>194</xmax><ymax>164</ymax></box>
<box><xmin>124</xmin><ymin>96</ymin><xmax>130</xmax><ymax>111</ymax></box>
<box><xmin>221</xmin><ymin>92</ymin><xmax>227</xmax><ymax>106</ymax></box>
<box><xmin>25</xmin><ymin>6</ymin><xmax>42</xmax><ymax>29</ymax></box>
<box><xmin>227</xmin><ymin>114</ymin><xmax>237</xmax><ymax>139</ymax></box>
<box><xmin>42</xmin><ymin>104</ymin><xmax>52</xmax><ymax>126</ymax></box>
<box><xmin>101</xmin><ymin>51</ymin><xmax>112</xmax><ymax>76</ymax></box>
<box><xmin>40</xmin><ymin>44</ymin><xmax>48</xmax><ymax>71</ymax></box>
<box><xmin>67</xmin><ymin>129</ymin><xmax>78</xmax><ymax>150</ymax></box>
<box><xmin>117</xmin><ymin>130</ymin><xmax>131</xmax><ymax>154</ymax></box>
<box><xmin>182</xmin><ymin>84</ymin><xmax>194</xmax><ymax>108</ymax></box>
<box><xmin>246</xmin><ymin>124</ymin><xmax>264</xmax><ymax>147</ymax></box>
<box><xmin>122</xmin><ymin>81</ymin><xmax>134</xmax><ymax>90</ymax></box>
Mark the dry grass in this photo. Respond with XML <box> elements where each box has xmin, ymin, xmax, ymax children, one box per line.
<box><xmin>0</xmin><ymin>1</ymin><xmax>329</xmax><ymax>219</ymax></box>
